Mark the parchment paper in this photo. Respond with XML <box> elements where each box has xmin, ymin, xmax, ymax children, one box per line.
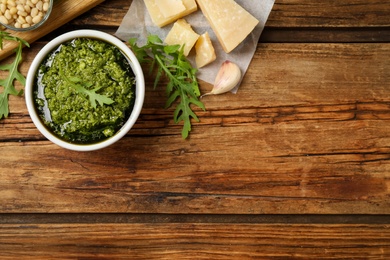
<box><xmin>115</xmin><ymin>0</ymin><xmax>275</xmax><ymax>93</ymax></box>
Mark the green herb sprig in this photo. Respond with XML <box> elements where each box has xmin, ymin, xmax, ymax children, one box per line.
<box><xmin>59</xmin><ymin>67</ymin><xmax>114</xmax><ymax>109</ymax></box>
<box><xmin>0</xmin><ymin>31</ymin><xmax>30</xmax><ymax>119</ymax></box>
<box><xmin>129</xmin><ymin>35</ymin><xmax>205</xmax><ymax>139</ymax></box>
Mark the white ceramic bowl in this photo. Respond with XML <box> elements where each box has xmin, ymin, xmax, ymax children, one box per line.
<box><xmin>25</xmin><ymin>30</ymin><xmax>145</xmax><ymax>151</ymax></box>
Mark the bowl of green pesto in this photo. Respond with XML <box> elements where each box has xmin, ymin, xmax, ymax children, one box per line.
<box><xmin>25</xmin><ymin>30</ymin><xmax>145</xmax><ymax>151</ymax></box>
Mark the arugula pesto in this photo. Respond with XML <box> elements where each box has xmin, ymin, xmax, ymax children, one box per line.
<box><xmin>34</xmin><ymin>38</ymin><xmax>136</xmax><ymax>144</ymax></box>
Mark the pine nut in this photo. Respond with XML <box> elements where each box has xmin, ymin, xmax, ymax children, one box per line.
<box><xmin>30</xmin><ymin>6</ymin><xmax>37</xmax><ymax>16</ymax></box>
<box><xmin>16</xmin><ymin>15</ymin><xmax>25</xmax><ymax>24</ymax></box>
<box><xmin>0</xmin><ymin>0</ymin><xmax>50</xmax><ymax>29</ymax></box>
<box><xmin>7</xmin><ymin>0</ymin><xmax>16</xmax><ymax>7</ymax></box>
<box><xmin>31</xmin><ymin>13</ymin><xmax>41</xmax><ymax>23</ymax></box>
<box><xmin>26</xmin><ymin>0</ymin><xmax>33</xmax><ymax>8</ymax></box>
<box><xmin>16</xmin><ymin>3</ymin><xmax>23</xmax><ymax>11</ymax></box>
<box><xmin>35</xmin><ymin>0</ymin><xmax>41</xmax><ymax>10</ymax></box>
<box><xmin>0</xmin><ymin>3</ymin><xmax>6</xmax><ymax>13</ymax></box>
<box><xmin>0</xmin><ymin>15</ymin><xmax>8</xmax><ymax>24</ymax></box>
<box><xmin>17</xmin><ymin>10</ymin><xmax>27</xmax><ymax>16</ymax></box>
<box><xmin>42</xmin><ymin>1</ymin><xmax>47</xmax><ymax>11</ymax></box>
<box><xmin>25</xmin><ymin>14</ymin><xmax>31</xmax><ymax>23</ymax></box>
<box><xmin>24</xmin><ymin>4</ymin><xmax>30</xmax><ymax>12</ymax></box>
<box><xmin>4</xmin><ymin>9</ymin><xmax>11</xmax><ymax>19</ymax></box>
<box><xmin>9</xmin><ymin>6</ymin><xmax>16</xmax><ymax>14</ymax></box>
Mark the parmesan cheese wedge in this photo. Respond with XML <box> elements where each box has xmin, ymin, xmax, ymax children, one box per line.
<box><xmin>164</xmin><ymin>19</ymin><xmax>200</xmax><ymax>56</ymax></box>
<box><xmin>195</xmin><ymin>32</ymin><xmax>216</xmax><ymax>68</ymax></box>
<box><xmin>196</xmin><ymin>0</ymin><xmax>259</xmax><ymax>53</ymax></box>
<box><xmin>144</xmin><ymin>0</ymin><xmax>198</xmax><ymax>28</ymax></box>
<box><xmin>155</xmin><ymin>0</ymin><xmax>186</xmax><ymax>18</ymax></box>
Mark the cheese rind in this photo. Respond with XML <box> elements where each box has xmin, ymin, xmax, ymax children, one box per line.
<box><xmin>196</xmin><ymin>0</ymin><xmax>259</xmax><ymax>53</ymax></box>
<box><xmin>144</xmin><ymin>0</ymin><xmax>198</xmax><ymax>28</ymax></box>
<box><xmin>164</xmin><ymin>19</ymin><xmax>200</xmax><ymax>56</ymax></box>
<box><xmin>195</xmin><ymin>32</ymin><xmax>216</xmax><ymax>68</ymax></box>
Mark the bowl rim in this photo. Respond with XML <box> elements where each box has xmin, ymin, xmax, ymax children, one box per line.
<box><xmin>25</xmin><ymin>29</ymin><xmax>145</xmax><ymax>152</ymax></box>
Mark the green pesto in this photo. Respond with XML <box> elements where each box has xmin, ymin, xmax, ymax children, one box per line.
<box><xmin>34</xmin><ymin>38</ymin><xmax>136</xmax><ymax>144</ymax></box>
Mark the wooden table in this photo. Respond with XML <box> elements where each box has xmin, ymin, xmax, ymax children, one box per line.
<box><xmin>1</xmin><ymin>0</ymin><xmax>389</xmax><ymax>258</ymax></box>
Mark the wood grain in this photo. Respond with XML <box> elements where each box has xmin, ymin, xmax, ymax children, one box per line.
<box><xmin>0</xmin><ymin>223</ymin><xmax>389</xmax><ymax>259</ymax></box>
<box><xmin>0</xmin><ymin>0</ymin><xmax>105</xmax><ymax>61</ymax></box>
<box><xmin>0</xmin><ymin>43</ymin><xmax>388</xmax><ymax>214</ymax></box>
<box><xmin>71</xmin><ymin>0</ymin><xmax>390</xmax><ymax>28</ymax></box>
<box><xmin>267</xmin><ymin>0</ymin><xmax>390</xmax><ymax>28</ymax></box>
<box><xmin>1</xmin><ymin>0</ymin><xmax>389</xmax><ymax>257</ymax></box>
<box><xmin>59</xmin><ymin>0</ymin><xmax>390</xmax><ymax>43</ymax></box>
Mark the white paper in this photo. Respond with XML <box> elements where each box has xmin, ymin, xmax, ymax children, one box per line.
<box><xmin>115</xmin><ymin>0</ymin><xmax>275</xmax><ymax>93</ymax></box>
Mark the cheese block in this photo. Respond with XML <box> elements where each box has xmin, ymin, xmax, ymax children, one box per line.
<box><xmin>164</xmin><ymin>19</ymin><xmax>200</xmax><ymax>56</ymax></box>
<box><xmin>156</xmin><ymin>0</ymin><xmax>186</xmax><ymax>18</ymax></box>
<box><xmin>195</xmin><ymin>32</ymin><xmax>216</xmax><ymax>68</ymax></box>
<box><xmin>196</xmin><ymin>0</ymin><xmax>259</xmax><ymax>53</ymax></box>
<box><xmin>144</xmin><ymin>0</ymin><xmax>198</xmax><ymax>28</ymax></box>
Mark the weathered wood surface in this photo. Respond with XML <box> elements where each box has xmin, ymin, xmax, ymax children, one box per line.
<box><xmin>1</xmin><ymin>41</ymin><xmax>389</xmax><ymax>214</ymax></box>
<box><xmin>267</xmin><ymin>0</ymin><xmax>390</xmax><ymax>28</ymax></box>
<box><xmin>66</xmin><ymin>0</ymin><xmax>390</xmax><ymax>43</ymax></box>
<box><xmin>0</xmin><ymin>223</ymin><xmax>389</xmax><ymax>259</ymax></box>
<box><xmin>70</xmin><ymin>0</ymin><xmax>390</xmax><ymax>28</ymax></box>
<box><xmin>1</xmin><ymin>0</ymin><xmax>389</xmax><ymax>258</ymax></box>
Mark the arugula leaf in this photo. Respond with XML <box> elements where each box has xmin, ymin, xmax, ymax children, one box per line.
<box><xmin>59</xmin><ymin>68</ymin><xmax>114</xmax><ymax>109</ymax></box>
<box><xmin>129</xmin><ymin>35</ymin><xmax>205</xmax><ymax>139</ymax></box>
<box><xmin>0</xmin><ymin>31</ymin><xmax>29</xmax><ymax>119</ymax></box>
<box><xmin>0</xmin><ymin>31</ymin><xmax>29</xmax><ymax>49</ymax></box>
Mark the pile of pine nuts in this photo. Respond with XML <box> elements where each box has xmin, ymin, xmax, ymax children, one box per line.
<box><xmin>0</xmin><ymin>0</ymin><xmax>51</xmax><ymax>29</ymax></box>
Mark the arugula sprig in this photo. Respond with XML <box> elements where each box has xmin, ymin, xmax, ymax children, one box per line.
<box><xmin>0</xmin><ymin>31</ymin><xmax>30</xmax><ymax>119</ymax></box>
<box><xmin>129</xmin><ymin>35</ymin><xmax>205</xmax><ymax>139</ymax></box>
<box><xmin>59</xmin><ymin>67</ymin><xmax>114</xmax><ymax>109</ymax></box>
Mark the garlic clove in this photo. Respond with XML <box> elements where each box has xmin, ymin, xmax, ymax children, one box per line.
<box><xmin>201</xmin><ymin>60</ymin><xmax>241</xmax><ymax>97</ymax></box>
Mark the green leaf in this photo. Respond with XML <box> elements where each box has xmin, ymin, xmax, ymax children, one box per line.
<box><xmin>0</xmin><ymin>92</ymin><xmax>9</xmax><ymax>119</ymax></box>
<box><xmin>147</xmin><ymin>34</ymin><xmax>163</xmax><ymax>44</ymax></box>
<box><xmin>165</xmin><ymin>88</ymin><xmax>180</xmax><ymax>109</ymax></box>
<box><xmin>128</xmin><ymin>38</ymin><xmax>138</xmax><ymax>46</ymax></box>
<box><xmin>0</xmin><ymin>31</ymin><xmax>30</xmax><ymax>50</ymax></box>
<box><xmin>59</xmin><ymin>68</ymin><xmax>114</xmax><ymax>109</ymax></box>
<box><xmin>164</xmin><ymin>44</ymin><xmax>181</xmax><ymax>54</ymax></box>
<box><xmin>0</xmin><ymin>37</ymin><xmax>28</xmax><ymax>119</ymax></box>
<box><xmin>129</xmin><ymin>34</ymin><xmax>206</xmax><ymax>139</ymax></box>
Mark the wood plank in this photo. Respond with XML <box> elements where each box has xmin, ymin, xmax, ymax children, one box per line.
<box><xmin>260</xmin><ymin>28</ymin><xmax>390</xmax><ymax>43</ymax></box>
<box><xmin>71</xmin><ymin>0</ymin><xmax>390</xmax><ymax>28</ymax></box>
<box><xmin>1</xmin><ymin>213</ymin><xmax>390</xmax><ymax>225</ymax></box>
<box><xmin>0</xmin><ymin>0</ymin><xmax>105</xmax><ymax>61</ymax></box>
<box><xmin>3</xmin><ymin>42</ymin><xmax>390</xmax><ymax>116</ymax></box>
<box><xmin>267</xmin><ymin>0</ymin><xmax>390</xmax><ymax>28</ymax></box>
<box><xmin>1</xmin><ymin>0</ymin><xmax>388</xmax><ymax>257</ymax></box>
<box><xmin>0</xmin><ymin>127</ymin><xmax>389</xmax><ymax>214</ymax></box>
<box><xmin>53</xmin><ymin>0</ymin><xmax>390</xmax><ymax>43</ymax></box>
<box><xmin>61</xmin><ymin>0</ymin><xmax>390</xmax><ymax>43</ymax></box>
<box><xmin>0</xmin><ymin>43</ymin><xmax>389</xmax><ymax>214</ymax></box>
<box><xmin>0</xmin><ymin>223</ymin><xmax>389</xmax><ymax>259</ymax></box>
